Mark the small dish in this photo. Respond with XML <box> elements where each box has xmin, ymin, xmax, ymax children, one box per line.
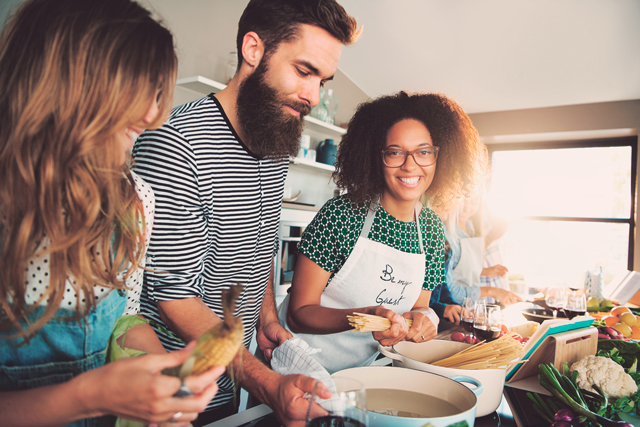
<box><xmin>522</xmin><ymin>307</ymin><xmax>567</xmax><ymax>323</ymax></box>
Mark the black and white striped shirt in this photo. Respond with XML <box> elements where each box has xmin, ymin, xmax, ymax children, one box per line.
<box><xmin>132</xmin><ymin>94</ymin><xmax>288</xmax><ymax>409</ymax></box>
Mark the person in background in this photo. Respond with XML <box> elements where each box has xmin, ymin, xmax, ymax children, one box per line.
<box><xmin>429</xmin><ymin>243</ymin><xmax>462</xmax><ymax>327</ymax></box>
<box><xmin>278</xmin><ymin>92</ymin><xmax>487</xmax><ymax>373</ymax></box>
<box><xmin>0</xmin><ymin>1</ymin><xmax>224</xmax><ymax>425</ymax></box>
<box><xmin>472</xmin><ymin>196</ymin><xmax>512</xmax><ymax>292</ymax></box>
<box><xmin>445</xmin><ymin>195</ymin><xmax>522</xmax><ymax>306</ymax></box>
<box><xmin>131</xmin><ymin>0</ymin><xmax>360</xmax><ymax>424</ymax></box>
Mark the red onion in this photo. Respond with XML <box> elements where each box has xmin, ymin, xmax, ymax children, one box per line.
<box><xmin>553</xmin><ymin>408</ymin><xmax>575</xmax><ymax>422</ymax></box>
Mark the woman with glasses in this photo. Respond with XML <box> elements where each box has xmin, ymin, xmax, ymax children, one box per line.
<box><xmin>277</xmin><ymin>91</ymin><xmax>487</xmax><ymax>373</ymax></box>
<box><xmin>0</xmin><ymin>0</ymin><xmax>223</xmax><ymax>425</ymax></box>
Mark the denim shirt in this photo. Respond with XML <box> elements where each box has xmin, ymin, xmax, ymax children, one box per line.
<box><xmin>0</xmin><ymin>288</ymin><xmax>126</xmax><ymax>427</ymax></box>
<box><xmin>429</xmin><ymin>238</ymin><xmax>459</xmax><ymax>318</ymax></box>
<box><xmin>445</xmin><ymin>223</ymin><xmax>482</xmax><ymax>304</ymax></box>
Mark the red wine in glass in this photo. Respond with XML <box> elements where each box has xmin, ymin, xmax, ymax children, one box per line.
<box><xmin>461</xmin><ymin>318</ymin><xmax>474</xmax><ymax>332</ymax></box>
<box><xmin>473</xmin><ymin>325</ymin><xmax>501</xmax><ymax>342</ymax></box>
<box><xmin>564</xmin><ymin>309</ymin><xmax>586</xmax><ymax>320</ymax></box>
<box><xmin>548</xmin><ymin>304</ymin><xmax>564</xmax><ymax>317</ymax></box>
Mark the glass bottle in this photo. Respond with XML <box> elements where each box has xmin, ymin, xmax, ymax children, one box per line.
<box><xmin>586</xmin><ymin>266</ymin><xmax>604</xmax><ymax>300</ymax></box>
<box><xmin>323</xmin><ymin>89</ymin><xmax>339</xmax><ymax>125</ymax></box>
<box><xmin>310</xmin><ymin>88</ymin><xmax>328</xmax><ymax>122</ymax></box>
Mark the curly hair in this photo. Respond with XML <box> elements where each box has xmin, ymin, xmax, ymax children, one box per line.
<box><xmin>0</xmin><ymin>0</ymin><xmax>177</xmax><ymax>341</ymax></box>
<box><xmin>333</xmin><ymin>91</ymin><xmax>488</xmax><ymax>211</ymax></box>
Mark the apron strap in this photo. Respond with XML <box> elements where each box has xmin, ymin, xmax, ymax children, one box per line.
<box><xmin>359</xmin><ymin>200</ymin><xmax>379</xmax><ymax>240</ymax></box>
<box><xmin>360</xmin><ymin>198</ymin><xmax>426</xmax><ymax>255</ymax></box>
<box><xmin>414</xmin><ymin>203</ymin><xmax>425</xmax><ymax>255</ymax></box>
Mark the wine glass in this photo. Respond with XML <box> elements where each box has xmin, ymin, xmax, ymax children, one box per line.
<box><xmin>306</xmin><ymin>377</ymin><xmax>368</xmax><ymax>427</ymax></box>
<box><xmin>473</xmin><ymin>301</ymin><xmax>502</xmax><ymax>342</ymax></box>
<box><xmin>565</xmin><ymin>293</ymin><xmax>587</xmax><ymax>320</ymax></box>
<box><xmin>460</xmin><ymin>297</ymin><xmax>475</xmax><ymax>336</ymax></box>
<box><xmin>545</xmin><ymin>288</ymin><xmax>567</xmax><ymax>318</ymax></box>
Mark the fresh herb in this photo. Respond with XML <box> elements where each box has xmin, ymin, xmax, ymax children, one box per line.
<box><xmin>596</xmin><ymin>340</ymin><xmax>640</xmax><ymax>419</ymax></box>
<box><xmin>597</xmin><ymin>340</ymin><xmax>640</xmax><ymax>369</ymax></box>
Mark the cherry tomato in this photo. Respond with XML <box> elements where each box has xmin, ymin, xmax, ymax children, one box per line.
<box><xmin>451</xmin><ymin>332</ymin><xmax>466</xmax><ymax>342</ymax></box>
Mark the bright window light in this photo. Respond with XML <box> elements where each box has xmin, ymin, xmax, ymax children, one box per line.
<box><xmin>487</xmin><ymin>144</ymin><xmax>634</xmax><ymax>289</ymax></box>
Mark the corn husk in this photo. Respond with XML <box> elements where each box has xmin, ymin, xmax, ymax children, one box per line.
<box><xmin>165</xmin><ymin>284</ymin><xmax>244</xmax><ymax>378</ymax></box>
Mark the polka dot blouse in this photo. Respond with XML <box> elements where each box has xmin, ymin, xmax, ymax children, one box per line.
<box><xmin>23</xmin><ymin>171</ymin><xmax>155</xmax><ymax>315</ymax></box>
<box><xmin>298</xmin><ymin>195</ymin><xmax>446</xmax><ymax>290</ymax></box>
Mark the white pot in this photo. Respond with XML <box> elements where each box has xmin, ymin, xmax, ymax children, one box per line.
<box><xmin>332</xmin><ymin>366</ymin><xmax>481</xmax><ymax>427</ymax></box>
<box><xmin>379</xmin><ymin>339</ymin><xmax>506</xmax><ymax>417</ymax></box>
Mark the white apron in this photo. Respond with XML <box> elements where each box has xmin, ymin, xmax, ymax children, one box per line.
<box><xmin>277</xmin><ymin>200</ymin><xmax>426</xmax><ymax>373</ymax></box>
<box><xmin>451</xmin><ymin>236</ymin><xmax>484</xmax><ymax>288</ymax></box>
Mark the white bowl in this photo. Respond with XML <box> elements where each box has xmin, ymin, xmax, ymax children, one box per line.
<box><xmin>332</xmin><ymin>366</ymin><xmax>480</xmax><ymax>427</ymax></box>
<box><xmin>379</xmin><ymin>339</ymin><xmax>506</xmax><ymax>417</ymax></box>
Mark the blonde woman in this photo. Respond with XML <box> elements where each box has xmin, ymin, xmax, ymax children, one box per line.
<box><xmin>0</xmin><ymin>0</ymin><xmax>223</xmax><ymax>425</ymax></box>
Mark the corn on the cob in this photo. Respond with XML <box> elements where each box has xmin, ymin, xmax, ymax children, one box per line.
<box><xmin>166</xmin><ymin>284</ymin><xmax>245</xmax><ymax>378</ymax></box>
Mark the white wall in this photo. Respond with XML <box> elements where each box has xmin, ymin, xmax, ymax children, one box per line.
<box><xmin>143</xmin><ymin>0</ymin><xmax>369</xmax><ymax>127</ymax></box>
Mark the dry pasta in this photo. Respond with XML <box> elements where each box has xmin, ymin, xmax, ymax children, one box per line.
<box><xmin>347</xmin><ymin>312</ymin><xmax>413</xmax><ymax>332</ymax></box>
<box><xmin>428</xmin><ymin>333</ymin><xmax>525</xmax><ymax>369</ymax></box>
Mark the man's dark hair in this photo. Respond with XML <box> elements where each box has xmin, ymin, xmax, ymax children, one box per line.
<box><xmin>334</xmin><ymin>91</ymin><xmax>489</xmax><ymax>212</ymax></box>
<box><xmin>236</xmin><ymin>0</ymin><xmax>360</xmax><ymax>66</ymax></box>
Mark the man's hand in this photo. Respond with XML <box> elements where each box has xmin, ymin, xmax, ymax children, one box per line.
<box><xmin>265</xmin><ymin>375</ymin><xmax>331</xmax><ymax>427</ymax></box>
<box><xmin>443</xmin><ymin>304</ymin><xmax>462</xmax><ymax>324</ymax></box>
<box><xmin>256</xmin><ymin>320</ymin><xmax>292</xmax><ymax>362</ymax></box>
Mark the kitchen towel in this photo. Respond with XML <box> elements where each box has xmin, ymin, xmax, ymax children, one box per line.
<box><xmin>271</xmin><ymin>337</ymin><xmax>342</xmax><ymax>413</ymax></box>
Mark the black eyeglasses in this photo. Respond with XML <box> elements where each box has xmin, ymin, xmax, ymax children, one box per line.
<box><xmin>381</xmin><ymin>147</ymin><xmax>439</xmax><ymax>168</ymax></box>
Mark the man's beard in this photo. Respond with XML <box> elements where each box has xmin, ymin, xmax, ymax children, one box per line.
<box><xmin>236</xmin><ymin>61</ymin><xmax>311</xmax><ymax>158</ymax></box>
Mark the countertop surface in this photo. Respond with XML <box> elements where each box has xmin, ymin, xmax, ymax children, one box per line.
<box><xmin>282</xmin><ymin>201</ymin><xmax>319</xmax><ymax>211</ymax></box>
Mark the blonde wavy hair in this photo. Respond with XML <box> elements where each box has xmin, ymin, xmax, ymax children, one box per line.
<box><xmin>0</xmin><ymin>0</ymin><xmax>177</xmax><ymax>342</ymax></box>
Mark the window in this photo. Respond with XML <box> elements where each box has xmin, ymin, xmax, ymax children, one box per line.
<box><xmin>486</xmin><ymin>137</ymin><xmax>637</xmax><ymax>289</ymax></box>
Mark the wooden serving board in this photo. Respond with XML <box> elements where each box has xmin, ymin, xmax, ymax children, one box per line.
<box><xmin>507</xmin><ymin>327</ymin><xmax>598</xmax><ymax>383</ymax></box>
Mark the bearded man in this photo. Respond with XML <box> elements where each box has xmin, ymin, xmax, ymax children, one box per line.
<box><xmin>131</xmin><ymin>1</ymin><xmax>360</xmax><ymax>426</ymax></box>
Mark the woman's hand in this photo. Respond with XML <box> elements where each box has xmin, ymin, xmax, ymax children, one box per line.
<box><xmin>487</xmin><ymin>287</ymin><xmax>523</xmax><ymax>306</ymax></box>
<box><xmin>368</xmin><ymin>305</ymin><xmax>409</xmax><ymax>347</ymax></box>
<box><xmin>402</xmin><ymin>309</ymin><xmax>438</xmax><ymax>343</ymax></box>
<box><xmin>77</xmin><ymin>341</ymin><xmax>225</xmax><ymax>424</ymax></box>
<box><xmin>443</xmin><ymin>304</ymin><xmax>462</xmax><ymax>324</ymax></box>
<box><xmin>481</xmin><ymin>264</ymin><xmax>508</xmax><ymax>278</ymax></box>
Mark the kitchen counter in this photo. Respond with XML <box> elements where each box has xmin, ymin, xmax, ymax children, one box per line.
<box><xmin>205</xmin><ymin>308</ymin><xmax>553</xmax><ymax>426</ymax></box>
<box><xmin>205</xmin><ymin>396</ymin><xmax>522</xmax><ymax>427</ymax></box>
<box><xmin>282</xmin><ymin>201</ymin><xmax>320</xmax><ymax>211</ymax></box>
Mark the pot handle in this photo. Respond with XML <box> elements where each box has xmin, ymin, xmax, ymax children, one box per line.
<box><xmin>449</xmin><ymin>375</ymin><xmax>484</xmax><ymax>396</ymax></box>
<box><xmin>377</xmin><ymin>345</ymin><xmax>402</xmax><ymax>361</ymax></box>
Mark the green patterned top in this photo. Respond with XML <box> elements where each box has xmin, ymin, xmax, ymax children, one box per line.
<box><xmin>298</xmin><ymin>196</ymin><xmax>446</xmax><ymax>290</ymax></box>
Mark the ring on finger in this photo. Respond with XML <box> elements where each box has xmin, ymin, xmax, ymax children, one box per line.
<box><xmin>173</xmin><ymin>379</ymin><xmax>194</xmax><ymax>398</ymax></box>
<box><xmin>171</xmin><ymin>411</ymin><xmax>183</xmax><ymax>420</ymax></box>
<box><xmin>421</xmin><ymin>335</ymin><xmax>426</xmax><ymax>340</ymax></box>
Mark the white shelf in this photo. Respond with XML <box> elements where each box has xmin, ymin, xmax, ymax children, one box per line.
<box><xmin>176</xmin><ymin>75</ymin><xmax>346</xmax><ymax>137</ymax></box>
<box><xmin>304</xmin><ymin>115</ymin><xmax>346</xmax><ymax>136</ymax></box>
<box><xmin>289</xmin><ymin>156</ymin><xmax>335</xmax><ymax>172</ymax></box>
<box><xmin>176</xmin><ymin>75</ymin><xmax>226</xmax><ymax>94</ymax></box>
